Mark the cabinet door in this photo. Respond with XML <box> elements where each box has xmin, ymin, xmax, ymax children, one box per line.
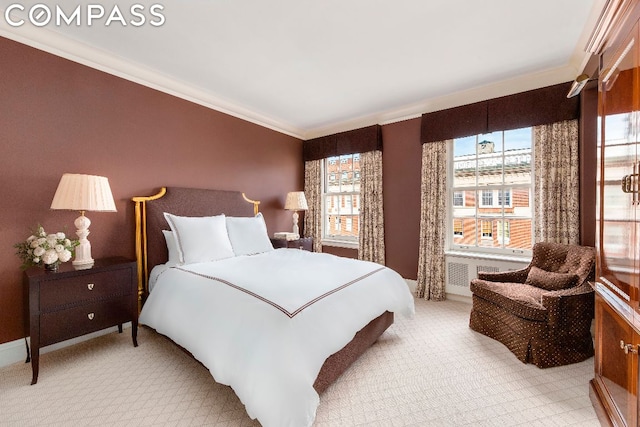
<box><xmin>598</xmin><ymin>21</ymin><xmax>640</xmax><ymax>305</ymax></box>
<box><xmin>595</xmin><ymin>295</ymin><xmax>637</xmax><ymax>426</ymax></box>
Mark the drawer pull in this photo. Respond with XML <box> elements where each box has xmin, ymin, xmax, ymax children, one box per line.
<box><xmin>87</xmin><ymin>313</ymin><xmax>95</xmax><ymax>320</ymax></box>
<box><xmin>87</xmin><ymin>283</ymin><xmax>94</xmax><ymax>291</ymax></box>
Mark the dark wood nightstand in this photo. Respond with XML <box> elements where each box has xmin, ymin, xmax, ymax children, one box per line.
<box><xmin>270</xmin><ymin>237</ymin><xmax>313</xmax><ymax>251</ymax></box>
<box><xmin>23</xmin><ymin>256</ymin><xmax>138</xmax><ymax>385</ymax></box>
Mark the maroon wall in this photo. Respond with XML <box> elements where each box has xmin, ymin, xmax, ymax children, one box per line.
<box><xmin>382</xmin><ymin>119</ymin><xmax>423</xmax><ymax>279</ymax></box>
<box><xmin>0</xmin><ymin>37</ymin><xmax>303</xmax><ymax>344</ymax></box>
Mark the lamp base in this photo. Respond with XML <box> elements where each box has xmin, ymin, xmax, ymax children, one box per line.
<box><xmin>73</xmin><ymin>212</ymin><xmax>94</xmax><ymax>268</ymax></box>
<box><xmin>292</xmin><ymin>210</ymin><xmax>300</xmax><ymax>236</ymax></box>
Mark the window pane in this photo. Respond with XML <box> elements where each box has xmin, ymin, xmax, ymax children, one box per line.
<box><xmin>503</xmin><ymin>154</ymin><xmax>531</xmax><ymax>185</ymax></box>
<box><xmin>453</xmin><ymin>192</ymin><xmax>474</xmax><ymax>218</ymax></box>
<box><xmin>498</xmin><ymin>190</ymin><xmax>511</xmax><ymax>207</ymax></box>
<box><xmin>479</xmin><ymin>220</ymin><xmax>498</xmax><ymax>248</ymax></box>
<box><xmin>477</xmin><ymin>132</ymin><xmax>504</xmax><ymax>186</ymax></box>
<box><xmin>454</xmin><ymin>135</ymin><xmax>477</xmax><ymax>157</ymax></box>
<box><xmin>326</xmin><ymin>156</ymin><xmax>340</xmax><ymax>193</ymax></box>
<box><xmin>508</xmin><ymin>187</ymin><xmax>530</xmax><ymax>214</ymax></box>
<box><xmin>452</xmin><ymin>217</ymin><xmax>477</xmax><ymax>246</ymax></box>
<box><xmin>504</xmin><ymin>127</ymin><xmax>532</xmax><ymax>152</ymax></box>
<box><xmin>478</xmin><ymin>132</ymin><xmax>503</xmax><ymax>155</ymax></box>
<box><xmin>505</xmin><ymin>218</ymin><xmax>532</xmax><ymax>251</ymax></box>
<box><xmin>453</xmin><ymin>160</ymin><xmax>476</xmax><ymax>187</ymax></box>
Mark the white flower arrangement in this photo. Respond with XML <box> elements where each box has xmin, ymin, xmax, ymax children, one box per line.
<box><xmin>15</xmin><ymin>225</ymin><xmax>79</xmax><ymax>269</ymax></box>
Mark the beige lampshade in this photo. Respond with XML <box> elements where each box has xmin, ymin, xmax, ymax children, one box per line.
<box><xmin>50</xmin><ymin>173</ymin><xmax>117</xmax><ymax>212</ymax></box>
<box><xmin>284</xmin><ymin>191</ymin><xmax>308</xmax><ymax>211</ymax></box>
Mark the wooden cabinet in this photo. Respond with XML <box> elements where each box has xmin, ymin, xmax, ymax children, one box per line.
<box><xmin>592</xmin><ymin>291</ymin><xmax>639</xmax><ymax>425</ymax></box>
<box><xmin>270</xmin><ymin>237</ymin><xmax>313</xmax><ymax>251</ymax></box>
<box><xmin>592</xmin><ymin>3</ymin><xmax>640</xmax><ymax>425</ymax></box>
<box><xmin>24</xmin><ymin>257</ymin><xmax>138</xmax><ymax>385</ymax></box>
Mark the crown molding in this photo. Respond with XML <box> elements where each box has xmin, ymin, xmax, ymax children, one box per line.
<box><xmin>302</xmin><ymin>64</ymin><xmax>577</xmax><ymax>140</ymax></box>
<box><xmin>0</xmin><ymin>17</ymin><xmax>306</xmax><ymax>139</ymax></box>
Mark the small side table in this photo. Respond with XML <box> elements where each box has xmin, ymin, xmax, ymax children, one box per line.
<box><xmin>270</xmin><ymin>237</ymin><xmax>313</xmax><ymax>252</ymax></box>
<box><xmin>23</xmin><ymin>257</ymin><xmax>138</xmax><ymax>385</ymax></box>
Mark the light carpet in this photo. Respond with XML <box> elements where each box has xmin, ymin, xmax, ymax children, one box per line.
<box><xmin>0</xmin><ymin>298</ymin><xmax>599</xmax><ymax>426</ymax></box>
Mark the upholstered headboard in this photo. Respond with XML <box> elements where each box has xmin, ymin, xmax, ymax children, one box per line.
<box><xmin>132</xmin><ymin>187</ymin><xmax>259</xmax><ymax>309</ymax></box>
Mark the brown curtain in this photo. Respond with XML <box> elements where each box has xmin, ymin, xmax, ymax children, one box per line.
<box><xmin>420</xmin><ymin>82</ymin><xmax>578</xmax><ymax>143</ymax></box>
<box><xmin>358</xmin><ymin>150</ymin><xmax>385</xmax><ymax>264</ymax></box>
<box><xmin>303</xmin><ymin>160</ymin><xmax>323</xmax><ymax>252</ymax></box>
<box><xmin>533</xmin><ymin>119</ymin><xmax>580</xmax><ymax>244</ymax></box>
<box><xmin>416</xmin><ymin>140</ymin><xmax>449</xmax><ymax>301</ymax></box>
<box><xmin>304</xmin><ymin>125</ymin><xmax>382</xmax><ymax>161</ymax></box>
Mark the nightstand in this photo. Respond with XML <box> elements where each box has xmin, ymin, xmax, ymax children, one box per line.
<box><xmin>270</xmin><ymin>237</ymin><xmax>313</xmax><ymax>251</ymax></box>
<box><xmin>23</xmin><ymin>256</ymin><xmax>138</xmax><ymax>385</ymax></box>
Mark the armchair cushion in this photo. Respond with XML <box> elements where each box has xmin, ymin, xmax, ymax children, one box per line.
<box><xmin>477</xmin><ymin>268</ymin><xmax>529</xmax><ymax>284</ymax></box>
<box><xmin>470</xmin><ymin>279</ymin><xmax>547</xmax><ymax>322</ymax></box>
<box><xmin>524</xmin><ymin>266</ymin><xmax>579</xmax><ymax>291</ymax></box>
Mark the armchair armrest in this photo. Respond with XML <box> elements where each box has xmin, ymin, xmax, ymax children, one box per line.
<box><xmin>541</xmin><ymin>282</ymin><xmax>595</xmax><ymax>343</ymax></box>
<box><xmin>477</xmin><ymin>268</ymin><xmax>529</xmax><ymax>283</ymax></box>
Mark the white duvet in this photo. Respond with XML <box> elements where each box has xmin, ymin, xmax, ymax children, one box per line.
<box><xmin>139</xmin><ymin>249</ymin><xmax>414</xmax><ymax>427</ymax></box>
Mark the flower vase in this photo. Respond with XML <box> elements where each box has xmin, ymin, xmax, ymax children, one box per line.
<box><xmin>45</xmin><ymin>263</ymin><xmax>59</xmax><ymax>272</ymax></box>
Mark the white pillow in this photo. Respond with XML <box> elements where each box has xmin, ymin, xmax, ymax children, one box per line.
<box><xmin>226</xmin><ymin>213</ymin><xmax>274</xmax><ymax>256</ymax></box>
<box><xmin>162</xmin><ymin>230</ymin><xmax>182</xmax><ymax>266</ymax></box>
<box><xmin>164</xmin><ymin>213</ymin><xmax>235</xmax><ymax>264</ymax></box>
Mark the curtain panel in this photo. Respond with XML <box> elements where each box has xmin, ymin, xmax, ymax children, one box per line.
<box><xmin>303</xmin><ymin>160</ymin><xmax>323</xmax><ymax>252</ymax></box>
<box><xmin>358</xmin><ymin>150</ymin><xmax>385</xmax><ymax>264</ymax></box>
<box><xmin>416</xmin><ymin>140</ymin><xmax>449</xmax><ymax>301</ymax></box>
<box><xmin>533</xmin><ymin>119</ymin><xmax>580</xmax><ymax>244</ymax></box>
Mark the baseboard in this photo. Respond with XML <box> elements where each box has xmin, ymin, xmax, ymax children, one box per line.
<box><xmin>446</xmin><ymin>293</ymin><xmax>472</xmax><ymax>304</ymax></box>
<box><xmin>405</xmin><ymin>278</ymin><xmax>472</xmax><ymax>304</ymax></box>
<box><xmin>0</xmin><ymin>338</ymin><xmax>29</xmax><ymax>369</ymax></box>
<box><xmin>0</xmin><ymin>322</ymin><xmax>132</xmax><ymax>369</ymax></box>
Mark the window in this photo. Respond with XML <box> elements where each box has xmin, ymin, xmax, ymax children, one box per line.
<box><xmin>450</xmin><ymin>127</ymin><xmax>532</xmax><ymax>254</ymax></box>
<box><xmin>453</xmin><ymin>219</ymin><xmax>463</xmax><ymax>237</ymax></box>
<box><xmin>479</xmin><ymin>189</ymin><xmax>512</xmax><ymax>208</ymax></box>
<box><xmin>453</xmin><ymin>191</ymin><xmax>464</xmax><ymax>207</ymax></box>
<box><xmin>481</xmin><ymin>220</ymin><xmax>493</xmax><ymax>239</ymax></box>
<box><xmin>323</xmin><ymin>154</ymin><xmax>360</xmax><ymax>244</ymax></box>
<box><xmin>481</xmin><ymin>190</ymin><xmax>493</xmax><ymax>207</ymax></box>
<box><xmin>497</xmin><ymin>220</ymin><xmax>510</xmax><ymax>245</ymax></box>
<box><xmin>498</xmin><ymin>190</ymin><xmax>511</xmax><ymax>207</ymax></box>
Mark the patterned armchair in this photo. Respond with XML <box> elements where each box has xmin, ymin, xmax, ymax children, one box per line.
<box><xmin>469</xmin><ymin>242</ymin><xmax>596</xmax><ymax>368</ymax></box>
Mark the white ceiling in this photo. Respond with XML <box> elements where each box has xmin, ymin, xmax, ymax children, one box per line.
<box><xmin>0</xmin><ymin>0</ymin><xmax>606</xmax><ymax>139</ymax></box>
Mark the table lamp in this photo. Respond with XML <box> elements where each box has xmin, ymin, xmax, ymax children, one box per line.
<box><xmin>50</xmin><ymin>173</ymin><xmax>117</xmax><ymax>267</ymax></box>
<box><xmin>284</xmin><ymin>191</ymin><xmax>308</xmax><ymax>238</ymax></box>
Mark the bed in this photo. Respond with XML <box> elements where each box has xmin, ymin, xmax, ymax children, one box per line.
<box><xmin>132</xmin><ymin>187</ymin><xmax>414</xmax><ymax>427</ymax></box>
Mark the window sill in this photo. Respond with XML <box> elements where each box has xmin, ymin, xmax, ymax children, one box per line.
<box><xmin>322</xmin><ymin>239</ymin><xmax>359</xmax><ymax>250</ymax></box>
<box><xmin>445</xmin><ymin>250</ymin><xmax>531</xmax><ymax>264</ymax></box>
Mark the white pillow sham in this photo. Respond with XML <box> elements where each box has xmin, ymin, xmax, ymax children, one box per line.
<box><xmin>161</xmin><ymin>230</ymin><xmax>182</xmax><ymax>266</ymax></box>
<box><xmin>164</xmin><ymin>213</ymin><xmax>235</xmax><ymax>264</ymax></box>
<box><xmin>226</xmin><ymin>212</ymin><xmax>274</xmax><ymax>256</ymax></box>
